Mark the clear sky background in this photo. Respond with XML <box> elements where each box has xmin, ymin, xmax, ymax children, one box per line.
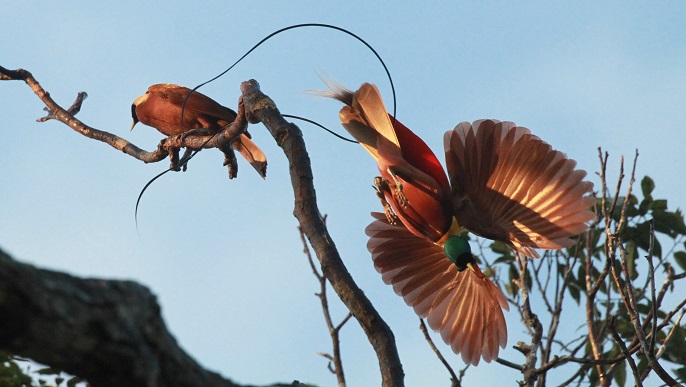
<box><xmin>2</xmin><ymin>2</ymin><xmax>685</xmax><ymax>386</ymax></box>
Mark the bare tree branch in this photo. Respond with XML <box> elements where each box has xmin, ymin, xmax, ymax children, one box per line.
<box><xmin>418</xmin><ymin>319</ymin><xmax>461</xmax><ymax>387</ymax></box>
<box><xmin>240</xmin><ymin>79</ymin><xmax>404</xmax><ymax>387</ymax></box>
<box><xmin>299</xmin><ymin>222</ymin><xmax>350</xmax><ymax>387</ymax></box>
<box><xmin>607</xmin><ymin>316</ymin><xmax>642</xmax><ymax>387</ymax></box>
<box><xmin>513</xmin><ymin>253</ymin><xmax>543</xmax><ymax>387</ymax></box>
<box><xmin>0</xmin><ymin>66</ymin><xmax>248</xmax><ymax>174</ymax></box>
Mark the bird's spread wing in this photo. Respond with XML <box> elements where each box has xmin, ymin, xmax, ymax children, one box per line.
<box><xmin>444</xmin><ymin>119</ymin><xmax>595</xmax><ymax>257</ymax></box>
<box><xmin>366</xmin><ymin>212</ymin><xmax>508</xmax><ymax>365</ymax></box>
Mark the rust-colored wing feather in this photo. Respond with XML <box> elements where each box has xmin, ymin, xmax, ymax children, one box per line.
<box><xmin>366</xmin><ymin>212</ymin><xmax>508</xmax><ymax>365</ymax></box>
<box><xmin>134</xmin><ymin>84</ymin><xmax>267</xmax><ymax>178</ymax></box>
<box><xmin>148</xmin><ymin>84</ymin><xmax>237</xmax><ymax>124</ymax></box>
<box><xmin>444</xmin><ymin>120</ymin><xmax>595</xmax><ymax>257</ymax></box>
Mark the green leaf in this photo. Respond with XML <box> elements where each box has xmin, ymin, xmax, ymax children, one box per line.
<box><xmin>663</xmin><ymin>324</ymin><xmax>686</xmax><ymax>363</ymax></box>
<box><xmin>637</xmin><ymin>357</ymin><xmax>648</xmax><ymax>375</ymax></box>
<box><xmin>67</xmin><ymin>377</ymin><xmax>84</xmax><ymax>387</ymax></box>
<box><xmin>641</xmin><ymin>176</ymin><xmax>655</xmax><ymax>198</ymax></box>
<box><xmin>494</xmin><ymin>255</ymin><xmax>514</xmax><ymax>264</ymax></box>
<box><xmin>675</xmin><ymin>251</ymin><xmax>686</xmax><ymax>271</ymax></box>
<box><xmin>37</xmin><ymin>367</ymin><xmax>60</xmax><ymax>375</ymax></box>
<box><xmin>654</xmin><ymin>210</ymin><xmax>686</xmax><ymax>237</ymax></box>
<box><xmin>568</xmin><ymin>283</ymin><xmax>581</xmax><ymax>304</ymax></box>
<box><xmin>649</xmin><ymin>199</ymin><xmax>667</xmax><ymax>211</ymax></box>
<box><xmin>504</xmin><ymin>283</ymin><xmax>515</xmax><ymax>297</ymax></box>
<box><xmin>615</xmin><ymin>195</ymin><xmax>640</xmax><ymax>219</ymax></box>
<box><xmin>638</xmin><ymin>197</ymin><xmax>652</xmax><ymax>216</ymax></box>
<box><xmin>675</xmin><ymin>367</ymin><xmax>686</xmax><ymax>384</ymax></box>
<box><xmin>490</xmin><ymin>241</ymin><xmax>511</xmax><ymax>255</ymax></box>
<box><xmin>636</xmin><ymin>302</ymin><xmax>652</xmax><ymax>315</ymax></box>
<box><xmin>626</xmin><ymin>241</ymin><xmax>638</xmax><ymax>280</ymax></box>
<box><xmin>614</xmin><ymin>358</ymin><xmax>626</xmax><ymax>387</ymax></box>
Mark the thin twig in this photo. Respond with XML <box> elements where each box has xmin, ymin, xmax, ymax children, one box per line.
<box><xmin>655</xmin><ymin>308</ymin><xmax>685</xmax><ymax>360</ymax></box>
<box><xmin>514</xmin><ymin>253</ymin><xmax>542</xmax><ymax>387</ymax></box>
<box><xmin>646</xmin><ymin>220</ymin><xmax>658</xmax><ymax>357</ymax></box>
<box><xmin>298</xmin><ymin>223</ymin><xmax>348</xmax><ymax>386</ymax></box>
<box><xmin>607</xmin><ymin>316</ymin><xmax>642</xmax><ymax>387</ymax></box>
<box><xmin>419</xmin><ymin>319</ymin><xmax>461</xmax><ymax>387</ymax></box>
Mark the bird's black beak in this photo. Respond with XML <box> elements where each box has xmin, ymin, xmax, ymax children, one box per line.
<box><xmin>130</xmin><ymin>104</ymin><xmax>139</xmax><ymax>131</ymax></box>
<box><xmin>454</xmin><ymin>253</ymin><xmax>476</xmax><ymax>272</ymax></box>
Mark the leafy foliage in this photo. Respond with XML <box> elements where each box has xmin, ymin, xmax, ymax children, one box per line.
<box><xmin>0</xmin><ymin>353</ymin><xmax>31</xmax><ymax>387</ymax></box>
<box><xmin>482</xmin><ymin>168</ymin><xmax>686</xmax><ymax>386</ymax></box>
<box><xmin>0</xmin><ymin>354</ymin><xmax>87</xmax><ymax>387</ymax></box>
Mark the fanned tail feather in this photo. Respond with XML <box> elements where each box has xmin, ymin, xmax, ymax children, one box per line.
<box><xmin>231</xmin><ymin>134</ymin><xmax>268</xmax><ymax>179</ymax></box>
<box><xmin>366</xmin><ymin>213</ymin><xmax>508</xmax><ymax>365</ymax></box>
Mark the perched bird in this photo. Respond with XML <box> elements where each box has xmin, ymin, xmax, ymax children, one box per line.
<box><xmin>131</xmin><ymin>84</ymin><xmax>267</xmax><ymax>178</ymax></box>
<box><xmin>324</xmin><ymin>82</ymin><xmax>595</xmax><ymax>365</ymax></box>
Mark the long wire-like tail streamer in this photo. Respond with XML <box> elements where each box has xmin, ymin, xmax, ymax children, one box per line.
<box><xmin>136</xmin><ymin>23</ymin><xmax>393</xmax><ymax>231</ymax></box>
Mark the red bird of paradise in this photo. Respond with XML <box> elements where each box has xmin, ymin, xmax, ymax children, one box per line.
<box><xmin>131</xmin><ymin>84</ymin><xmax>267</xmax><ymax>178</ymax></box>
<box><xmin>323</xmin><ymin>82</ymin><xmax>595</xmax><ymax>365</ymax></box>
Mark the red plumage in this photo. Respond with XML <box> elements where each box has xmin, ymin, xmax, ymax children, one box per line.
<box><xmin>324</xmin><ymin>82</ymin><xmax>594</xmax><ymax>365</ymax></box>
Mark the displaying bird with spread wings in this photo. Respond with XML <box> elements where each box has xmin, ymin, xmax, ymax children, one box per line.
<box><xmin>131</xmin><ymin>84</ymin><xmax>267</xmax><ymax>178</ymax></box>
<box><xmin>323</xmin><ymin>82</ymin><xmax>595</xmax><ymax>365</ymax></box>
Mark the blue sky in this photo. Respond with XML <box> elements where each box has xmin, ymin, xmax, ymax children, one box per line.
<box><xmin>2</xmin><ymin>2</ymin><xmax>685</xmax><ymax>386</ymax></box>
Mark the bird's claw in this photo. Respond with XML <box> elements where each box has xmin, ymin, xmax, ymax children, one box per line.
<box><xmin>221</xmin><ymin>145</ymin><xmax>238</xmax><ymax>179</ymax></box>
<box><xmin>394</xmin><ymin>186</ymin><xmax>408</xmax><ymax>208</ymax></box>
<box><xmin>179</xmin><ymin>148</ymin><xmax>193</xmax><ymax>172</ymax></box>
<box><xmin>170</xmin><ymin>132</ymin><xmax>187</xmax><ymax>145</ymax></box>
<box><xmin>373</xmin><ymin>177</ymin><xmax>399</xmax><ymax>225</ymax></box>
<box><xmin>385</xmin><ymin>168</ymin><xmax>408</xmax><ymax>208</ymax></box>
